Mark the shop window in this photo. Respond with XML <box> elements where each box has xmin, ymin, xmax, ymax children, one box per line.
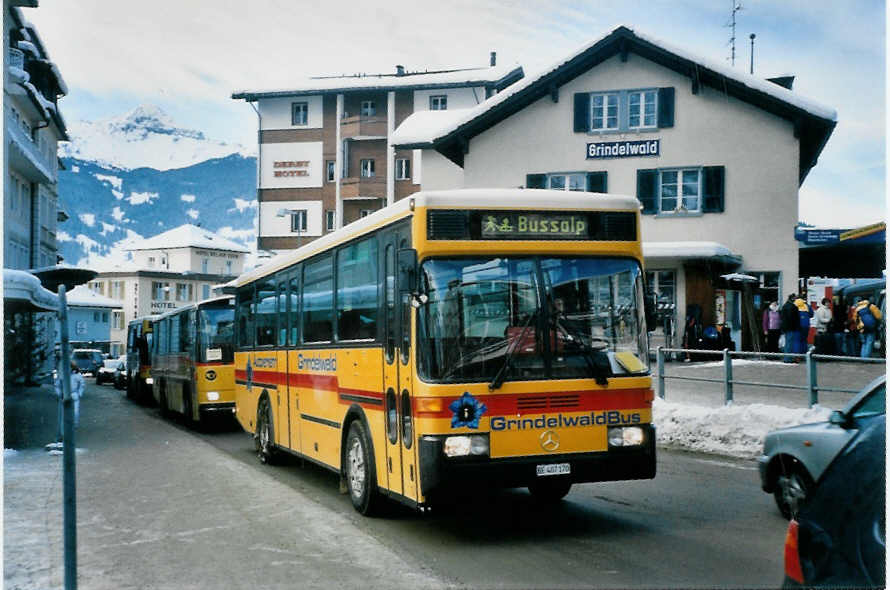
<box><xmin>360</xmin><ymin>101</ymin><xmax>376</xmax><ymax>117</ymax></box>
<box><xmin>396</xmin><ymin>158</ymin><xmax>411</xmax><ymax>180</ymax></box>
<box><xmin>360</xmin><ymin>159</ymin><xmax>375</xmax><ymax>178</ymax></box>
<box><xmin>291</xmin><ymin>102</ymin><xmax>308</xmax><ymax>126</ymax></box>
<box><xmin>429</xmin><ymin>95</ymin><xmax>447</xmax><ymax>111</ymax></box>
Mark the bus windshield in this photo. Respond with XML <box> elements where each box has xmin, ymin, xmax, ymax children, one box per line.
<box><xmin>199</xmin><ymin>307</ymin><xmax>235</xmax><ymax>363</ymax></box>
<box><xmin>418</xmin><ymin>256</ymin><xmax>648</xmax><ymax>383</ymax></box>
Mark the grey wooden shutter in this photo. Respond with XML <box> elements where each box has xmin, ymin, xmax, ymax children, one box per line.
<box><xmin>586</xmin><ymin>171</ymin><xmax>607</xmax><ymax>193</ymax></box>
<box><xmin>573</xmin><ymin>93</ymin><xmax>590</xmax><ymax>132</ymax></box>
<box><xmin>657</xmin><ymin>87</ymin><xmax>674</xmax><ymax>128</ymax></box>
<box><xmin>636</xmin><ymin>169</ymin><xmax>658</xmax><ymax>214</ymax></box>
<box><xmin>526</xmin><ymin>174</ymin><xmax>547</xmax><ymax>189</ymax></box>
<box><xmin>702</xmin><ymin>166</ymin><xmax>725</xmax><ymax>213</ymax></box>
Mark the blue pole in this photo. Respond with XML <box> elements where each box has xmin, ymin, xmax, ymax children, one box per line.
<box><xmin>58</xmin><ymin>285</ymin><xmax>77</xmax><ymax>590</ymax></box>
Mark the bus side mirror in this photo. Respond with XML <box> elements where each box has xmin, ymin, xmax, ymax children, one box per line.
<box><xmin>397</xmin><ymin>248</ymin><xmax>418</xmax><ymax>295</ymax></box>
<box><xmin>644</xmin><ymin>291</ymin><xmax>657</xmax><ymax>331</ymax></box>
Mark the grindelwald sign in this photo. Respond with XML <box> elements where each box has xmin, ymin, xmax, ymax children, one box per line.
<box><xmin>586</xmin><ymin>139</ymin><xmax>660</xmax><ymax>159</ymax></box>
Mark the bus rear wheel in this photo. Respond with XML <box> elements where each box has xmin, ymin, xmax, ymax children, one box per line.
<box><xmin>528</xmin><ymin>478</ymin><xmax>572</xmax><ymax>503</ymax></box>
<box><xmin>345</xmin><ymin>421</ymin><xmax>379</xmax><ymax>516</ymax></box>
<box><xmin>255</xmin><ymin>398</ymin><xmax>277</xmax><ymax>465</ymax></box>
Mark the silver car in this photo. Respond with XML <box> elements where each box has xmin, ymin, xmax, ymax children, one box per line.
<box><xmin>758</xmin><ymin>374</ymin><xmax>886</xmax><ymax>519</ymax></box>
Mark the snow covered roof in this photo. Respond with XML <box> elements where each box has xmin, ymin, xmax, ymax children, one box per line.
<box><xmin>392</xmin><ymin>24</ymin><xmax>836</xmax><ymax>182</ymax></box>
<box><xmin>124</xmin><ymin>224</ymin><xmax>250</xmax><ymax>253</ymax></box>
<box><xmin>232</xmin><ymin>64</ymin><xmax>523</xmax><ymax>100</ymax></box>
<box><xmin>3</xmin><ymin>269</ymin><xmax>58</xmax><ymax>312</ymax></box>
<box><xmin>643</xmin><ymin>241</ymin><xmax>741</xmax><ymax>264</ymax></box>
<box><xmin>66</xmin><ymin>285</ymin><xmax>123</xmax><ymax>309</ymax></box>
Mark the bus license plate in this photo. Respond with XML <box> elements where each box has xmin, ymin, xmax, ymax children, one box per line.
<box><xmin>536</xmin><ymin>463</ymin><xmax>570</xmax><ymax>477</ymax></box>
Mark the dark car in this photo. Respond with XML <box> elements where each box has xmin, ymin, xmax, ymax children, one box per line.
<box><xmin>72</xmin><ymin>349</ymin><xmax>104</xmax><ymax>376</ymax></box>
<box><xmin>759</xmin><ymin>375</ymin><xmax>886</xmax><ymax>518</ymax></box>
<box><xmin>783</xmin><ymin>412</ymin><xmax>885</xmax><ymax>588</ymax></box>
<box><xmin>96</xmin><ymin>358</ymin><xmax>122</xmax><ymax>385</ymax></box>
<box><xmin>113</xmin><ymin>358</ymin><xmax>128</xmax><ymax>390</ymax></box>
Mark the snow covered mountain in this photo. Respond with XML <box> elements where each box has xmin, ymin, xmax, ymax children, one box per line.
<box><xmin>61</xmin><ymin>104</ymin><xmax>254</xmax><ymax>171</ymax></box>
<box><xmin>57</xmin><ymin>105</ymin><xmax>257</xmax><ymax>267</ymax></box>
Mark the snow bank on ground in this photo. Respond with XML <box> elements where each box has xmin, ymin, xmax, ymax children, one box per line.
<box><xmin>653</xmin><ymin>398</ymin><xmax>832</xmax><ymax>459</ymax></box>
<box><xmin>4</xmin><ymin>449</ymin><xmax>18</xmax><ymax>458</ymax></box>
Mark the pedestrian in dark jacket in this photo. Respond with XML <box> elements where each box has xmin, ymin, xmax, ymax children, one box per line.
<box><xmin>780</xmin><ymin>294</ymin><xmax>800</xmax><ymax>362</ymax></box>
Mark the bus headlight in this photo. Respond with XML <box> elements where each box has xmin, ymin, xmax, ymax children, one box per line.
<box><xmin>443</xmin><ymin>434</ymin><xmax>489</xmax><ymax>457</ymax></box>
<box><xmin>145</xmin><ymin>378</ymin><xmax>154</xmax><ymax>385</ymax></box>
<box><xmin>206</xmin><ymin>391</ymin><xmax>219</xmax><ymax>401</ymax></box>
<box><xmin>608</xmin><ymin>426</ymin><xmax>645</xmax><ymax>447</ymax></box>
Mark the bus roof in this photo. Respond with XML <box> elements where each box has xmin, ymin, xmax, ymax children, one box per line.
<box><xmin>128</xmin><ymin>315</ymin><xmax>160</xmax><ymax>326</ymax></box>
<box><xmin>236</xmin><ymin>188</ymin><xmax>640</xmax><ymax>288</ymax></box>
<box><xmin>154</xmin><ymin>295</ymin><xmax>235</xmax><ymax>321</ymax></box>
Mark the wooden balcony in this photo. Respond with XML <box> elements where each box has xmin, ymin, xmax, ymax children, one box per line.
<box><xmin>341</xmin><ymin>176</ymin><xmax>386</xmax><ymax>199</ymax></box>
<box><xmin>340</xmin><ymin>115</ymin><xmax>387</xmax><ymax>140</ymax></box>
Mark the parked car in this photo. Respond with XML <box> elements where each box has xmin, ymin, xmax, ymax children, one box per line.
<box><xmin>113</xmin><ymin>357</ymin><xmax>128</xmax><ymax>390</ymax></box>
<box><xmin>72</xmin><ymin>349</ymin><xmax>104</xmax><ymax>376</ymax></box>
<box><xmin>759</xmin><ymin>374</ymin><xmax>886</xmax><ymax>519</ymax></box>
<box><xmin>96</xmin><ymin>358</ymin><xmax>123</xmax><ymax>385</ymax></box>
<box><xmin>782</xmin><ymin>413</ymin><xmax>884</xmax><ymax>588</ymax></box>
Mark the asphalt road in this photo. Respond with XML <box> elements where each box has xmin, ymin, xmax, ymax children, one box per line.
<box><xmin>6</xmin><ymin>380</ymin><xmax>791</xmax><ymax>589</ymax></box>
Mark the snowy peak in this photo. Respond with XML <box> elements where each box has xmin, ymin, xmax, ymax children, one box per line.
<box><xmin>107</xmin><ymin>104</ymin><xmax>205</xmax><ymax>141</ymax></box>
<box><xmin>61</xmin><ymin>104</ymin><xmax>252</xmax><ymax>171</ymax></box>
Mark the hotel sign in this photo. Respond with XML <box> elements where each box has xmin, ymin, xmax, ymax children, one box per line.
<box><xmin>273</xmin><ymin>160</ymin><xmax>310</xmax><ymax>177</ymax></box>
<box><xmin>586</xmin><ymin>139</ymin><xmax>660</xmax><ymax>159</ymax></box>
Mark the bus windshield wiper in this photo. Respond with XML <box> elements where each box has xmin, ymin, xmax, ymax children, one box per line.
<box><xmin>552</xmin><ymin>308</ymin><xmax>611</xmax><ymax>386</ymax></box>
<box><xmin>489</xmin><ymin>310</ymin><xmax>537</xmax><ymax>391</ymax></box>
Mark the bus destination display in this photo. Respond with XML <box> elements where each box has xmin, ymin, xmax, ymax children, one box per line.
<box><xmin>481</xmin><ymin>212</ymin><xmax>587</xmax><ymax>240</ymax></box>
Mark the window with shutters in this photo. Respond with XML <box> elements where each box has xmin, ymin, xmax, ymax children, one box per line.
<box><xmin>659</xmin><ymin>168</ymin><xmax>700</xmax><ymax>213</ymax></box>
<box><xmin>628</xmin><ymin>90</ymin><xmax>658</xmax><ymax>129</ymax></box>
<box><xmin>576</xmin><ymin>87</ymin><xmax>673</xmax><ymax>133</ymax></box>
<box><xmin>637</xmin><ymin>166</ymin><xmax>723</xmax><ymax>216</ymax></box>
<box><xmin>591</xmin><ymin>93</ymin><xmax>619</xmax><ymax>130</ymax></box>
<box><xmin>547</xmin><ymin>173</ymin><xmax>587</xmax><ymax>191</ymax></box>
<box><xmin>527</xmin><ymin>171</ymin><xmax>607</xmax><ymax>193</ymax></box>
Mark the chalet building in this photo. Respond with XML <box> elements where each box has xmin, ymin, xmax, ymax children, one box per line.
<box><xmin>391</xmin><ymin>25</ymin><xmax>836</xmax><ymax>351</ymax></box>
<box><xmin>4</xmin><ymin>0</ymin><xmax>69</xmax><ymax>270</ymax></box>
<box><xmin>232</xmin><ymin>55</ymin><xmax>523</xmax><ymax>251</ymax></box>
<box><xmin>90</xmin><ymin>224</ymin><xmax>248</xmax><ymax>355</ymax></box>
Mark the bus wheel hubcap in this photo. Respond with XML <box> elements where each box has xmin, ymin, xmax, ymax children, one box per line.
<box><xmin>348</xmin><ymin>438</ymin><xmax>364</xmax><ymax>497</ymax></box>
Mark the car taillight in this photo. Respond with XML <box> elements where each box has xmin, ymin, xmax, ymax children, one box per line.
<box><xmin>784</xmin><ymin>519</ymin><xmax>804</xmax><ymax>584</ymax></box>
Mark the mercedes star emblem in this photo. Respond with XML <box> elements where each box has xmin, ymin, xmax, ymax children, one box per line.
<box><xmin>540</xmin><ymin>429</ymin><xmax>560</xmax><ymax>451</ymax></box>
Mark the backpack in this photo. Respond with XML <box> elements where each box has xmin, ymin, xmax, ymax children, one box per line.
<box><xmin>859</xmin><ymin>305</ymin><xmax>877</xmax><ymax>332</ymax></box>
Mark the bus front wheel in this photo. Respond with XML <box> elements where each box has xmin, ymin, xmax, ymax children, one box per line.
<box><xmin>528</xmin><ymin>478</ymin><xmax>572</xmax><ymax>503</ymax></box>
<box><xmin>255</xmin><ymin>398</ymin><xmax>277</xmax><ymax>465</ymax></box>
<box><xmin>345</xmin><ymin>421</ymin><xmax>379</xmax><ymax>516</ymax></box>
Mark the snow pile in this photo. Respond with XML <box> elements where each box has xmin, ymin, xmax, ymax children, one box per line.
<box><xmin>61</xmin><ymin>104</ymin><xmax>253</xmax><ymax>171</ymax></box>
<box><xmin>653</xmin><ymin>398</ymin><xmax>832</xmax><ymax>459</ymax></box>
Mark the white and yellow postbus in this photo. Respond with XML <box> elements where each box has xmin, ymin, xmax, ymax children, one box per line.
<box><xmin>234</xmin><ymin>189</ymin><xmax>656</xmax><ymax>514</ymax></box>
<box><xmin>152</xmin><ymin>296</ymin><xmax>236</xmax><ymax>425</ymax></box>
<box><xmin>125</xmin><ymin>315</ymin><xmax>158</xmax><ymax>403</ymax></box>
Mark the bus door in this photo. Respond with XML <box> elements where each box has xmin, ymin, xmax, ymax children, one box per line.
<box><xmin>275</xmin><ymin>274</ymin><xmax>291</xmax><ymax>449</ymax></box>
<box><xmin>381</xmin><ymin>224</ymin><xmax>418</xmax><ymax>501</ymax></box>
<box><xmin>285</xmin><ymin>268</ymin><xmax>301</xmax><ymax>452</ymax></box>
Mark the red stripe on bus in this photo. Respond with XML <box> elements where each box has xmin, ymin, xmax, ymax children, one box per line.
<box><xmin>234</xmin><ymin>369</ymin><xmax>383</xmax><ymax>404</ymax></box>
<box><xmin>414</xmin><ymin>388</ymin><xmax>653</xmax><ymax>418</ymax></box>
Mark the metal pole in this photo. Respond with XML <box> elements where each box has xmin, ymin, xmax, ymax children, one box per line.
<box><xmin>58</xmin><ymin>285</ymin><xmax>78</xmax><ymax>590</ymax></box>
<box><xmin>723</xmin><ymin>348</ymin><xmax>733</xmax><ymax>405</ymax></box>
<box><xmin>656</xmin><ymin>346</ymin><xmax>665</xmax><ymax>399</ymax></box>
<box><xmin>806</xmin><ymin>347</ymin><xmax>817</xmax><ymax>407</ymax></box>
<box><xmin>749</xmin><ymin>33</ymin><xmax>756</xmax><ymax>74</ymax></box>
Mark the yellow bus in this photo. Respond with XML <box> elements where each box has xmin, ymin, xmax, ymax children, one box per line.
<box><xmin>125</xmin><ymin>315</ymin><xmax>158</xmax><ymax>403</ymax></box>
<box><xmin>234</xmin><ymin>189</ymin><xmax>655</xmax><ymax>514</ymax></box>
<box><xmin>152</xmin><ymin>296</ymin><xmax>236</xmax><ymax>425</ymax></box>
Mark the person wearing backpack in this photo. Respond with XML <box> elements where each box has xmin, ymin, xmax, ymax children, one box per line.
<box><xmin>780</xmin><ymin>294</ymin><xmax>801</xmax><ymax>362</ymax></box>
<box><xmin>854</xmin><ymin>298</ymin><xmax>882</xmax><ymax>358</ymax></box>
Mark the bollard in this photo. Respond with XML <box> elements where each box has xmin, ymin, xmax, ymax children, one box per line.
<box><xmin>806</xmin><ymin>347</ymin><xmax>818</xmax><ymax>407</ymax></box>
<box><xmin>656</xmin><ymin>346</ymin><xmax>665</xmax><ymax>399</ymax></box>
<box><xmin>723</xmin><ymin>348</ymin><xmax>733</xmax><ymax>405</ymax></box>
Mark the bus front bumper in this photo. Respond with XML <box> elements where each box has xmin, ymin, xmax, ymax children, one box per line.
<box><xmin>418</xmin><ymin>424</ymin><xmax>656</xmax><ymax>498</ymax></box>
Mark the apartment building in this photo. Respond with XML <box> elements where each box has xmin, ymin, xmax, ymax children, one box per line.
<box><xmin>90</xmin><ymin>224</ymin><xmax>248</xmax><ymax>355</ymax></box>
<box><xmin>392</xmin><ymin>25</ymin><xmax>836</xmax><ymax>351</ymax></box>
<box><xmin>233</xmin><ymin>55</ymin><xmax>523</xmax><ymax>251</ymax></box>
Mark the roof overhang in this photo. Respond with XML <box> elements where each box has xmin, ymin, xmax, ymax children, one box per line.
<box><xmin>643</xmin><ymin>241</ymin><xmax>743</xmax><ymax>268</ymax></box>
<box><xmin>4</xmin><ymin>269</ymin><xmax>59</xmax><ymax>312</ymax></box>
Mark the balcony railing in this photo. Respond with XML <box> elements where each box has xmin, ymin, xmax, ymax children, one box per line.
<box><xmin>340</xmin><ymin>115</ymin><xmax>387</xmax><ymax>139</ymax></box>
<box><xmin>341</xmin><ymin>176</ymin><xmax>386</xmax><ymax>199</ymax></box>
<box><xmin>8</xmin><ymin>47</ymin><xmax>24</xmax><ymax>70</ymax></box>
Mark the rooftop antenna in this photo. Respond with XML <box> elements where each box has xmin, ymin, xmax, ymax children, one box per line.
<box><xmin>726</xmin><ymin>1</ymin><xmax>743</xmax><ymax>66</ymax></box>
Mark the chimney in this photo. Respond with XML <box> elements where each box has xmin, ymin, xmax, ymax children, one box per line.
<box><xmin>395</xmin><ymin>65</ymin><xmax>405</xmax><ymax>76</ymax></box>
<box><xmin>490</xmin><ymin>51</ymin><xmax>497</xmax><ymax>67</ymax></box>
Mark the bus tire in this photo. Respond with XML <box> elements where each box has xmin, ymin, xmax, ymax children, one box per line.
<box><xmin>255</xmin><ymin>396</ymin><xmax>278</xmax><ymax>465</ymax></box>
<box><xmin>344</xmin><ymin>421</ymin><xmax>379</xmax><ymax>516</ymax></box>
<box><xmin>158</xmin><ymin>384</ymin><xmax>171</xmax><ymax>418</ymax></box>
<box><xmin>126</xmin><ymin>378</ymin><xmax>135</xmax><ymax>400</ymax></box>
<box><xmin>182</xmin><ymin>387</ymin><xmax>194</xmax><ymax>425</ymax></box>
<box><xmin>528</xmin><ymin>478</ymin><xmax>572</xmax><ymax>503</ymax></box>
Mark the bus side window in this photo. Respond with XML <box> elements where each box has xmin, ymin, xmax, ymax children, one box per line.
<box><xmin>385</xmin><ymin>244</ymin><xmax>395</xmax><ymax>363</ymax></box>
<box><xmin>399</xmin><ymin>238</ymin><xmax>410</xmax><ymax>365</ymax></box>
<box><xmin>277</xmin><ymin>276</ymin><xmax>288</xmax><ymax>347</ymax></box>
<box><xmin>289</xmin><ymin>269</ymin><xmax>300</xmax><ymax>345</ymax></box>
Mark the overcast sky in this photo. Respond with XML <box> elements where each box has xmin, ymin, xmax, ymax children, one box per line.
<box><xmin>26</xmin><ymin>0</ymin><xmax>886</xmax><ymax>227</ymax></box>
